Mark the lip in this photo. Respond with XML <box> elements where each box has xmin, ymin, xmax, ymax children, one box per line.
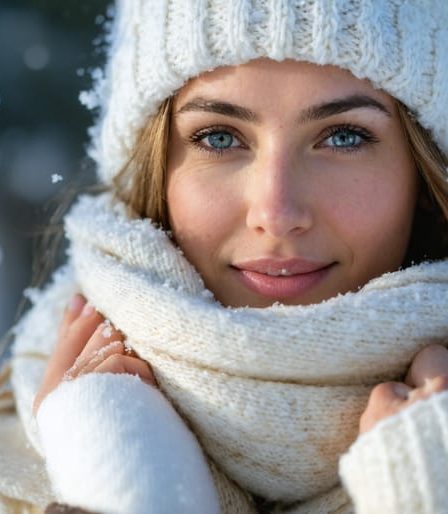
<box><xmin>232</xmin><ymin>258</ymin><xmax>335</xmax><ymax>299</ymax></box>
<box><xmin>233</xmin><ymin>258</ymin><xmax>331</xmax><ymax>275</ymax></box>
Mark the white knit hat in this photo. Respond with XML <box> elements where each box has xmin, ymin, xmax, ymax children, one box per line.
<box><xmin>84</xmin><ymin>0</ymin><xmax>448</xmax><ymax>185</ymax></box>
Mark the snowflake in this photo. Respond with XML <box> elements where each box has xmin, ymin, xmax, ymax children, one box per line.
<box><xmin>51</xmin><ymin>173</ymin><xmax>63</xmax><ymax>184</ymax></box>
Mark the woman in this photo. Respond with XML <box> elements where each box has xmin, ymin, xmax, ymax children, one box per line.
<box><xmin>1</xmin><ymin>1</ymin><xmax>448</xmax><ymax>513</ymax></box>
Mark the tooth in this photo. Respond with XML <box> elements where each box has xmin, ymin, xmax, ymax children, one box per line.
<box><xmin>265</xmin><ymin>269</ymin><xmax>295</xmax><ymax>276</ymax></box>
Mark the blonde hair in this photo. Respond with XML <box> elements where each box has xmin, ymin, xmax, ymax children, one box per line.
<box><xmin>114</xmin><ymin>97</ymin><xmax>174</xmax><ymax>229</ymax></box>
<box><xmin>114</xmin><ymin>97</ymin><xmax>448</xmax><ymax>262</ymax></box>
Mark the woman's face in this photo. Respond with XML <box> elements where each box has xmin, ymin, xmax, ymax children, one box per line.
<box><xmin>166</xmin><ymin>59</ymin><xmax>418</xmax><ymax>308</ymax></box>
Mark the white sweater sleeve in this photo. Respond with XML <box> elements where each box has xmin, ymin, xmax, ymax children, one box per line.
<box><xmin>36</xmin><ymin>372</ymin><xmax>220</xmax><ymax>514</ymax></box>
<box><xmin>339</xmin><ymin>390</ymin><xmax>448</xmax><ymax>514</ymax></box>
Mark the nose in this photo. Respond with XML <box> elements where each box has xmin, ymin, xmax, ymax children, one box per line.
<box><xmin>245</xmin><ymin>152</ymin><xmax>313</xmax><ymax>238</ymax></box>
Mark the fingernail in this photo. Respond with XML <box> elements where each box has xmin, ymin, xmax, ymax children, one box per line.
<box><xmin>142</xmin><ymin>377</ymin><xmax>156</xmax><ymax>387</ymax></box>
<box><xmin>81</xmin><ymin>303</ymin><xmax>95</xmax><ymax>317</ymax></box>
<box><xmin>422</xmin><ymin>377</ymin><xmax>437</xmax><ymax>391</ymax></box>
<box><xmin>68</xmin><ymin>294</ymin><xmax>85</xmax><ymax>312</ymax></box>
<box><xmin>394</xmin><ymin>383</ymin><xmax>410</xmax><ymax>399</ymax></box>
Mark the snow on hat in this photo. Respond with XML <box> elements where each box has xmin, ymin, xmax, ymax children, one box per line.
<box><xmin>83</xmin><ymin>0</ymin><xmax>448</xmax><ymax>185</ymax></box>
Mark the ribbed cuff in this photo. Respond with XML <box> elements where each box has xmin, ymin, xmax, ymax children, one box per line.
<box><xmin>339</xmin><ymin>390</ymin><xmax>448</xmax><ymax>514</ymax></box>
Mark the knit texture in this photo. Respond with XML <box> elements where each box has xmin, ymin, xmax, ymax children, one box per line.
<box><xmin>339</xmin><ymin>390</ymin><xmax>448</xmax><ymax>514</ymax></box>
<box><xmin>36</xmin><ymin>373</ymin><xmax>221</xmax><ymax>514</ymax></box>
<box><xmin>56</xmin><ymin>192</ymin><xmax>448</xmax><ymax>506</ymax></box>
<box><xmin>86</xmin><ymin>0</ymin><xmax>448</xmax><ymax>184</ymax></box>
<box><xmin>0</xmin><ymin>413</ymin><xmax>53</xmax><ymax>512</ymax></box>
<box><xmin>5</xmin><ymin>193</ymin><xmax>448</xmax><ymax>513</ymax></box>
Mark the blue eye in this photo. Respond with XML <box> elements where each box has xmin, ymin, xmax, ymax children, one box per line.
<box><xmin>205</xmin><ymin>131</ymin><xmax>235</xmax><ymax>150</ymax></box>
<box><xmin>328</xmin><ymin>129</ymin><xmax>362</xmax><ymax>148</ymax></box>
<box><xmin>189</xmin><ymin>127</ymin><xmax>243</xmax><ymax>156</ymax></box>
<box><xmin>318</xmin><ymin>125</ymin><xmax>378</xmax><ymax>153</ymax></box>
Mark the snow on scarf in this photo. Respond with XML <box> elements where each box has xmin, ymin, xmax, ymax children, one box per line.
<box><xmin>63</xmin><ymin>193</ymin><xmax>448</xmax><ymax>504</ymax></box>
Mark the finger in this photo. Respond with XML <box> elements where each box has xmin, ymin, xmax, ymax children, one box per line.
<box><xmin>58</xmin><ymin>294</ymin><xmax>86</xmax><ymax>339</ymax></box>
<box><xmin>405</xmin><ymin>344</ymin><xmax>448</xmax><ymax>388</ymax></box>
<box><xmin>359</xmin><ymin>381</ymin><xmax>412</xmax><ymax>434</ymax></box>
<box><xmin>34</xmin><ymin>339</ymin><xmax>121</xmax><ymax>416</ymax></box>
<box><xmin>66</xmin><ymin>340</ymin><xmax>125</xmax><ymax>379</ymax></box>
<box><xmin>368</xmin><ymin>381</ymin><xmax>412</xmax><ymax>406</ymax></box>
<box><xmin>426</xmin><ymin>374</ymin><xmax>448</xmax><ymax>392</ymax></box>
<box><xmin>67</xmin><ymin>321</ymin><xmax>124</xmax><ymax>376</ymax></box>
<box><xmin>49</xmin><ymin>303</ymin><xmax>104</xmax><ymax>379</ymax></box>
<box><xmin>34</xmin><ymin>304</ymin><xmax>104</xmax><ymax>414</ymax></box>
<box><xmin>90</xmin><ymin>354</ymin><xmax>156</xmax><ymax>386</ymax></box>
<box><xmin>408</xmin><ymin>374</ymin><xmax>448</xmax><ymax>401</ymax></box>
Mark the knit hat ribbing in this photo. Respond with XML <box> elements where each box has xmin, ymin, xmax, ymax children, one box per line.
<box><xmin>85</xmin><ymin>0</ymin><xmax>448</xmax><ymax>185</ymax></box>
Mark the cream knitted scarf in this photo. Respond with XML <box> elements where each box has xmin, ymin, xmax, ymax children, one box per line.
<box><xmin>64</xmin><ymin>193</ymin><xmax>448</xmax><ymax>505</ymax></box>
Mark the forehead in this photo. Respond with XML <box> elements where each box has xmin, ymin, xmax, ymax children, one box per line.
<box><xmin>174</xmin><ymin>58</ymin><xmax>395</xmax><ymax>113</ymax></box>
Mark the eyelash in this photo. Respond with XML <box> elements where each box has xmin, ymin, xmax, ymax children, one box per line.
<box><xmin>187</xmin><ymin>124</ymin><xmax>379</xmax><ymax>158</ymax></box>
<box><xmin>188</xmin><ymin>126</ymin><xmax>244</xmax><ymax>158</ymax></box>
<box><xmin>316</xmin><ymin>124</ymin><xmax>380</xmax><ymax>153</ymax></box>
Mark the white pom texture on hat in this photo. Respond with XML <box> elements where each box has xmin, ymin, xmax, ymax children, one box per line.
<box><xmin>84</xmin><ymin>0</ymin><xmax>448</xmax><ymax>185</ymax></box>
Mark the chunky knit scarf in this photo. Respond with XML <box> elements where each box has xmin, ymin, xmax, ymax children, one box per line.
<box><xmin>63</xmin><ymin>193</ymin><xmax>448</xmax><ymax>506</ymax></box>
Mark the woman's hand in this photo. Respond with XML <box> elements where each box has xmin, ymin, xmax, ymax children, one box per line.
<box><xmin>359</xmin><ymin>344</ymin><xmax>448</xmax><ymax>434</ymax></box>
<box><xmin>33</xmin><ymin>294</ymin><xmax>155</xmax><ymax>416</ymax></box>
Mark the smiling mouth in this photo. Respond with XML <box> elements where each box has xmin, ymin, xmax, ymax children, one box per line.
<box><xmin>231</xmin><ymin>260</ymin><xmax>336</xmax><ymax>299</ymax></box>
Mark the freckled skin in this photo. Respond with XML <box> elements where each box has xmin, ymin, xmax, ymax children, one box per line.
<box><xmin>167</xmin><ymin>58</ymin><xmax>418</xmax><ymax>308</ymax></box>
<box><xmin>36</xmin><ymin>60</ymin><xmax>444</xmax><ymax>442</ymax></box>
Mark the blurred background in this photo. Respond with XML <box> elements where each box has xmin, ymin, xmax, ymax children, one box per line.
<box><xmin>0</xmin><ymin>0</ymin><xmax>109</xmax><ymax>345</ymax></box>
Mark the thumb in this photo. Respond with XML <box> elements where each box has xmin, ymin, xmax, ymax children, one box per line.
<box><xmin>405</xmin><ymin>344</ymin><xmax>448</xmax><ymax>388</ymax></box>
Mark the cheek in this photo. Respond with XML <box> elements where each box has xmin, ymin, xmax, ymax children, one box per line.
<box><xmin>324</xmin><ymin>163</ymin><xmax>418</xmax><ymax>263</ymax></box>
<box><xmin>166</xmin><ymin>169</ymin><xmax>242</xmax><ymax>263</ymax></box>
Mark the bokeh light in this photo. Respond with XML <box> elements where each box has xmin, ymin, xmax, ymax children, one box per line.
<box><xmin>0</xmin><ymin>1</ymin><xmax>109</xmax><ymax>348</ymax></box>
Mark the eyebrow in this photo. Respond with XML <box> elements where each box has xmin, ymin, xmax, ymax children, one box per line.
<box><xmin>299</xmin><ymin>95</ymin><xmax>392</xmax><ymax>123</ymax></box>
<box><xmin>175</xmin><ymin>94</ymin><xmax>392</xmax><ymax>124</ymax></box>
<box><xmin>176</xmin><ymin>98</ymin><xmax>258</xmax><ymax>122</ymax></box>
